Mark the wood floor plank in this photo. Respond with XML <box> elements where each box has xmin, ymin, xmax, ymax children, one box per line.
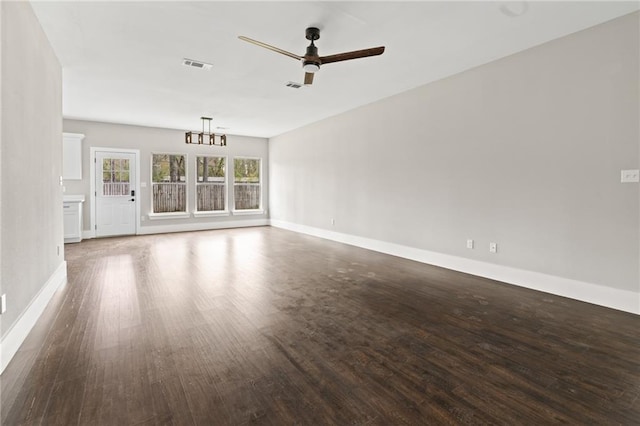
<box><xmin>2</xmin><ymin>227</ymin><xmax>639</xmax><ymax>424</ymax></box>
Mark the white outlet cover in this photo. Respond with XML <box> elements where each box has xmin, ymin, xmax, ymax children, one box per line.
<box><xmin>1</xmin><ymin>294</ymin><xmax>6</xmax><ymax>314</ymax></box>
<box><xmin>621</xmin><ymin>169</ymin><xmax>639</xmax><ymax>183</ymax></box>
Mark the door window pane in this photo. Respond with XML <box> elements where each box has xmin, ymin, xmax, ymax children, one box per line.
<box><xmin>102</xmin><ymin>158</ymin><xmax>130</xmax><ymax>196</ymax></box>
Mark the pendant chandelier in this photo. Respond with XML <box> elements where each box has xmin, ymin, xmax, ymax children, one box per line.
<box><xmin>185</xmin><ymin>117</ymin><xmax>227</xmax><ymax>146</ymax></box>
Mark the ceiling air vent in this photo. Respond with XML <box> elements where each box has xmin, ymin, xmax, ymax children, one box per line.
<box><xmin>285</xmin><ymin>81</ymin><xmax>304</xmax><ymax>89</ymax></box>
<box><xmin>182</xmin><ymin>58</ymin><xmax>213</xmax><ymax>71</ymax></box>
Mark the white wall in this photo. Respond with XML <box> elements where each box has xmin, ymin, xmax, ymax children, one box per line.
<box><xmin>0</xmin><ymin>0</ymin><xmax>3</xmax><ymax>363</ymax></box>
<box><xmin>1</xmin><ymin>2</ymin><xmax>65</xmax><ymax>363</ymax></box>
<box><xmin>63</xmin><ymin>119</ymin><xmax>269</xmax><ymax>236</ymax></box>
<box><xmin>270</xmin><ymin>12</ymin><xmax>640</xmax><ymax>313</ymax></box>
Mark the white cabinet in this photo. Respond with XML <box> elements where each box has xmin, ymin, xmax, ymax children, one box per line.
<box><xmin>62</xmin><ymin>133</ymin><xmax>84</xmax><ymax>180</ymax></box>
<box><xmin>63</xmin><ymin>195</ymin><xmax>85</xmax><ymax>243</ymax></box>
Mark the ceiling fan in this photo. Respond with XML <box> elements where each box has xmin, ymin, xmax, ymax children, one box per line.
<box><xmin>238</xmin><ymin>27</ymin><xmax>385</xmax><ymax>85</ymax></box>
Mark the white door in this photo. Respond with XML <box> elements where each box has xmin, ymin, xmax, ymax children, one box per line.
<box><xmin>95</xmin><ymin>151</ymin><xmax>137</xmax><ymax>237</ymax></box>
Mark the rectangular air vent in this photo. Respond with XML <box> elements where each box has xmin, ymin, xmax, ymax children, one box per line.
<box><xmin>182</xmin><ymin>58</ymin><xmax>213</xmax><ymax>70</ymax></box>
<box><xmin>286</xmin><ymin>81</ymin><xmax>303</xmax><ymax>89</ymax></box>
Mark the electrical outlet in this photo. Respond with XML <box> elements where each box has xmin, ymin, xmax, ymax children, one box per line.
<box><xmin>621</xmin><ymin>169</ymin><xmax>639</xmax><ymax>183</ymax></box>
<box><xmin>466</xmin><ymin>239</ymin><xmax>474</xmax><ymax>249</ymax></box>
<box><xmin>1</xmin><ymin>294</ymin><xmax>6</xmax><ymax>314</ymax></box>
<box><xmin>331</xmin><ymin>218</ymin><xmax>335</xmax><ymax>226</ymax></box>
<box><xmin>489</xmin><ymin>242</ymin><xmax>498</xmax><ymax>253</ymax></box>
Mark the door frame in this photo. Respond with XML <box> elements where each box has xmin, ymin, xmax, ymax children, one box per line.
<box><xmin>89</xmin><ymin>147</ymin><xmax>141</xmax><ymax>238</ymax></box>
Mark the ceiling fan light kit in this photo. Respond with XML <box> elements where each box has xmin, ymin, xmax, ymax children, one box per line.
<box><xmin>302</xmin><ymin>62</ymin><xmax>320</xmax><ymax>73</ymax></box>
<box><xmin>239</xmin><ymin>26</ymin><xmax>385</xmax><ymax>86</ymax></box>
<box><xmin>185</xmin><ymin>117</ymin><xmax>227</xmax><ymax>146</ymax></box>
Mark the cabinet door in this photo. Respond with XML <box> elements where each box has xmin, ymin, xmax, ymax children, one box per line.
<box><xmin>63</xmin><ymin>133</ymin><xmax>84</xmax><ymax>180</ymax></box>
<box><xmin>63</xmin><ymin>205</ymin><xmax>80</xmax><ymax>239</ymax></box>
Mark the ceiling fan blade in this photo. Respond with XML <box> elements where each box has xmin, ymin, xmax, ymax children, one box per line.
<box><xmin>319</xmin><ymin>46</ymin><xmax>385</xmax><ymax>65</ymax></box>
<box><xmin>238</xmin><ymin>36</ymin><xmax>302</xmax><ymax>61</ymax></box>
<box><xmin>304</xmin><ymin>72</ymin><xmax>314</xmax><ymax>85</ymax></box>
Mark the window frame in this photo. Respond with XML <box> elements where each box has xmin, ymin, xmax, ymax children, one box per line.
<box><xmin>193</xmin><ymin>154</ymin><xmax>229</xmax><ymax>217</ymax></box>
<box><xmin>232</xmin><ymin>156</ymin><xmax>263</xmax><ymax>214</ymax></box>
<box><xmin>148</xmin><ymin>152</ymin><xmax>189</xmax><ymax>219</ymax></box>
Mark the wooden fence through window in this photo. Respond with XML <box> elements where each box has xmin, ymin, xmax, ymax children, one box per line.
<box><xmin>234</xmin><ymin>183</ymin><xmax>260</xmax><ymax>210</ymax></box>
<box><xmin>153</xmin><ymin>183</ymin><xmax>260</xmax><ymax>213</ymax></box>
<box><xmin>153</xmin><ymin>183</ymin><xmax>186</xmax><ymax>213</ymax></box>
<box><xmin>196</xmin><ymin>183</ymin><xmax>225</xmax><ymax>211</ymax></box>
<box><xmin>103</xmin><ymin>183</ymin><xmax>130</xmax><ymax>196</ymax></box>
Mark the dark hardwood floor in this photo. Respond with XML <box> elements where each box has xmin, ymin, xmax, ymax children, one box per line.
<box><xmin>1</xmin><ymin>226</ymin><xmax>639</xmax><ymax>425</ymax></box>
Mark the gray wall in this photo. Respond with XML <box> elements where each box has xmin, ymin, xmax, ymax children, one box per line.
<box><xmin>63</xmin><ymin>119</ymin><xmax>269</xmax><ymax>232</ymax></box>
<box><xmin>1</xmin><ymin>2</ymin><xmax>64</xmax><ymax>335</ymax></box>
<box><xmin>270</xmin><ymin>13</ymin><xmax>639</xmax><ymax>294</ymax></box>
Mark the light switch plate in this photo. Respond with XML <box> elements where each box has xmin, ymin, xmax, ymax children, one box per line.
<box><xmin>621</xmin><ymin>169</ymin><xmax>639</xmax><ymax>183</ymax></box>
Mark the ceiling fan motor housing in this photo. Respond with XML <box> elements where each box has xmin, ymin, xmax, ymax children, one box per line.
<box><xmin>303</xmin><ymin>28</ymin><xmax>321</xmax><ymax>72</ymax></box>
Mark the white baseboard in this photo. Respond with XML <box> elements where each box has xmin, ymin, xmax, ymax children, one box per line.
<box><xmin>0</xmin><ymin>261</ymin><xmax>67</xmax><ymax>373</ymax></box>
<box><xmin>137</xmin><ymin>219</ymin><xmax>269</xmax><ymax>235</ymax></box>
<box><xmin>270</xmin><ymin>219</ymin><xmax>639</xmax><ymax>315</ymax></box>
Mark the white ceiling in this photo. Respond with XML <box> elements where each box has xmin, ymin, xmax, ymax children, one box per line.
<box><xmin>31</xmin><ymin>1</ymin><xmax>639</xmax><ymax>138</ymax></box>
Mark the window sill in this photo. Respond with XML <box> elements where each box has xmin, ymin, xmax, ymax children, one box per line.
<box><xmin>232</xmin><ymin>209</ymin><xmax>265</xmax><ymax>216</ymax></box>
<box><xmin>193</xmin><ymin>210</ymin><xmax>230</xmax><ymax>218</ymax></box>
<box><xmin>148</xmin><ymin>212</ymin><xmax>190</xmax><ymax>220</ymax></box>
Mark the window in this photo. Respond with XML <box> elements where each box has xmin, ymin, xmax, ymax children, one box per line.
<box><xmin>102</xmin><ymin>158</ymin><xmax>130</xmax><ymax>196</ymax></box>
<box><xmin>196</xmin><ymin>156</ymin><xmax>226</xmax><ymax>212</ymax></box>
<box><xmin>233</xmin><ymin>158</ymin><xmax>261</xmax><ymax>211</ymax></box>
<box><xmin>152</xmin><ymin>154</ymin><xmax>186</xmax><ymax>213</ymax></box>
